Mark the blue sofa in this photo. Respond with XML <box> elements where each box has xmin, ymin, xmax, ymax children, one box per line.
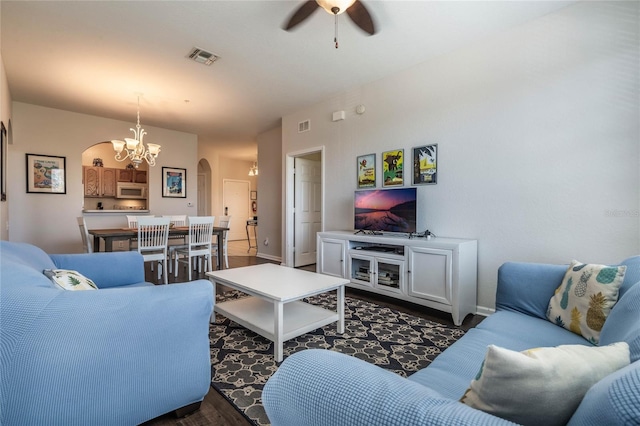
<box><xmin>263</xmin><ymin>256</ymin><xmax>640</xmax><ymax>425</ymax></box>
<box><xmin>0</xmin><ymin>241</ymin><xmax>214</xmax><ymax>425</ymax></box>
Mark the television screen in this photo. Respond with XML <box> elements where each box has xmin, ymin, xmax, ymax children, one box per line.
<box><xmin>354</xmin><ymin>188</ymin><xmax>417</xmax><ymax>233</ymax></box>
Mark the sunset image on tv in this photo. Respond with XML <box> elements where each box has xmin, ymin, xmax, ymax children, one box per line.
<box><xmin>354</xmin><ymin>188</ymin><xmax>417</xmax><ymax>233</ymax></box>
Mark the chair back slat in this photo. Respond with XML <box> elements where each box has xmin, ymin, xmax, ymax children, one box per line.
<box><xmin>127</xmin><ymin>215</ymin><xmax>154</xmax><ymax>229</ymax></box>
<box><xmin>137</xmin><ymin>217</ymin><xmax>170</xmax><ymax>251</ymax></box>
<box><xmin>163</xmin><ymin>215</ymin><xmax>187</xmax><ymax>227</ymax></box>
<box><xmin>187</xmin><ymin>216</ymin><xmax>214</xmax><ymax>250</ymax></box>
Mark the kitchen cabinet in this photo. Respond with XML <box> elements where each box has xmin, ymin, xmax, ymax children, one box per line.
<box><xmin>83</xmin><ymin>166</ymin><xmax>116</xmax><ymax>197</ymax></box>
<box><xmin>116</xmin><ymin>169</ymin><xmax>147</xmax><ymax>184</ymax></box>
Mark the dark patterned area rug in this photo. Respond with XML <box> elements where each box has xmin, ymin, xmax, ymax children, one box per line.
<box><xmin>210</xmin><ymin>291</ymin><xmax>466</xmax><ymax>426</ymax></box>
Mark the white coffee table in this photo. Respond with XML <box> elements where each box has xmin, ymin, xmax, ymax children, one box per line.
<box><xmin>206</xmin><ymin>263</ymin><xmax>348</xmax><ymax>362</ymax></box>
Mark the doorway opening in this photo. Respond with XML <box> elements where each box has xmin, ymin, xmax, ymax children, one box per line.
<box><xmin>284</xmin><ymin>146</ymin><xmax>324</xmax><ymax>268</ymax></box>
<box><xmin>197</xmin><ymin>159</ymin><xmax>211</xmax><ymax>216</ymax></box>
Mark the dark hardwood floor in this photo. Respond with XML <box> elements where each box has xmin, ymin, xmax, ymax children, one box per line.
<box><xmin>141</xmin><ymin>252</ymin><xmax>483</xmax><ymax>426</ymax></box>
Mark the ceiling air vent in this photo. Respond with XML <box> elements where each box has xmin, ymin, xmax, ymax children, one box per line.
<box><xmin>187</xmin><ymin>47</ymin><xmax>219</xmax><ymax>66</ymax></box>
<box><xmin>298</xmin><ymin>120</ymin><xmax>310</xmax><ymax>133</ymax></box>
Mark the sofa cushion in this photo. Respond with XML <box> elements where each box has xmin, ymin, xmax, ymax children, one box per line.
<box><xmin>547</xmin><ymin>260</ymin><xmax>626</xmax><ymax>344</ymax></box>
<box><xmin>43</xmin><ymin>269</ymin><xmax>98</xmax><ymax>291</ymax></box>
<box><xmin>460</xmin><ymin>342</ymin><xmax>630</xmax><ymax>426</ymax></box>
<box><xmin>600</xmin><ymin>281</ymin><xmax>640</xmax><ymax>362</ymax></box>
<box><xmin>619</xmin><ymin>256</ymin><xmax>640</xmax><ymax>298</ymax></box>
<box><xmin>1</xmin><ymin>241</ymin><xmax>56</xmax><ymax>271</ymax></box>
<box><xmin>408</xmin><ymin>310</ymin><xmax>589</xmax><ymax>399</ymax></box>
<box><xmin>568</xmin><ymin>359</ymin><xmax>640</xmax><ymax>425</ymax></box>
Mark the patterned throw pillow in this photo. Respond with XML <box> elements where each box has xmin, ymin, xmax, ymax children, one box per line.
<box><xmin>43</xmin><ymin>269</ymin><xmax>98</xmax><ymax>291</ymax></box>
<box><xmin>546</xmin><ymin>261</ymin><xmax>626</xmax><ymax>344</ymax></box>
<box><xmin>460</xmin><ymin>342</ymin><xmax>630</xmax><ymax>426</ymax></box>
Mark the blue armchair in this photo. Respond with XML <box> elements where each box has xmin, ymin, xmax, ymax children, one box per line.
<box><xmin>0</xmin><ymin>241</ymin><xmax>214</xmax><ymax>425</ymax></box>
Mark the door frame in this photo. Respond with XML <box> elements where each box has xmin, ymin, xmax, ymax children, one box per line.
<box><xmin>284</xmin><ymin>145</ymin><xmax>325</xmax><ymax>267</ymax></box>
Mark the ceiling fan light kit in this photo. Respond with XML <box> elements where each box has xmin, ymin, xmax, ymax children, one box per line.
<box><xmin>316</xmin><ymin>0</ymin><xmax>356</xmax><ymax>15</ymax></box>
<box><xmin>284</xmin><ymin>0</ymin><xmax>376</xmax><ymax>48</ymax></box>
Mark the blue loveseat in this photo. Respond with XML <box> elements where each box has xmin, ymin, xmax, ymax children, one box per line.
<box><xmin>0</xmin><ymin>241</ymin><xmax>214</xmax><ymax>425</ymax></box>
<box><xmin>263</xmin><ymin>256</ymin><xmax>640</xmax><ymax>425</ymax></box>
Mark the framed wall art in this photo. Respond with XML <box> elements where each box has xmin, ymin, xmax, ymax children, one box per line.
<box><xmin>162</xmin><ymin>167</ymin><xmax>187</xmax><ymax>198</ymax></box>
<box><xmin>26</xmin><ymin>153</ymin><xmax>66</xmax><ymax>194</ymax></box>
<box><xmin>382</xmin><ymin>149</ymin><xmax>404</xmax><ymax>187</ymax></box>
<box><xmin>357</xmin><ymin>153</ymin><xmax>376</xmax><ymax>188</ymax></box>
<box><xmin>250</xmin><ymin>190</ymin><xmax>257</xmax><ymax>200</ymax></box>
<box><xmin>1</xmin><ymin>122</ymin><xmax>6</xmax><ymax>201</ymax></box>
<box><xmin>412</xmin><ymin>144</ymin><xmax>438</xmax><ymax>185</ymax></box>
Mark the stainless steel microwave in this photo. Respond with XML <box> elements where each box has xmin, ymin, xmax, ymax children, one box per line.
<box><xmin>116</xmin><ymin>183</ymin><xmax>147</xmax><ymax>199</ymax></box>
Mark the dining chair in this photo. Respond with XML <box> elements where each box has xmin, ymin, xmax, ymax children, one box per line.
<box><xmin>212</xmin><ymin>215</ymin><xmax>231</xmax><ymax>269</ymax></box>
<box><xmin>76</xmin><ymin>216</ymin><xmax>93</xmax><ymax>253</ymax></box>
<box><xmin>136</xmin><ymin>216</ymin><xmax>171</xmax><ymax>284</ymax></box>
<box><xmin>173</xmin><ymin>216</ymin><xmax>215</xmax><ymax>281</ymax></box>
<box><xmin>164</xmin><ymin>214</ymin><xmax>194</xmax><ymax>274</ymax></box>
<box><xmin>126</xmin><ymin>214</ymin><xmax>151</xmax><ymax>250</ymax></box>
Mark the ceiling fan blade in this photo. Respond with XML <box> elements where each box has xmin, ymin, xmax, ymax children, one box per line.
<box><xmin>346</xmin><ymin>0</ymin><xmax>376</xmax><ymax>35</ymax></box>
<box><xmin>284</xmin><ymin>0</ymin><xmax>320</xmax><ymax>31</ymax></box>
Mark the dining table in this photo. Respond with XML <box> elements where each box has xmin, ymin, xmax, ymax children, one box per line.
<box><xmin>88</xmin><ymin>226</ymin><xmax>230</xmax><ymax>270</ymax></box>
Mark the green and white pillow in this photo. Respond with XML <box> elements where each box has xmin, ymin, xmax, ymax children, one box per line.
<box><xmin>44</xmin><ymin>269</ymin><xmax>98</xmax><ymax>291</ymax></box>
<box><xmin>546</xmin><ymin>260</ymin><xmax>626</xmax><ymax>344</ymax></box>
<box><xmin>460</xmin><ymin>342</ymin><xmax>630</xmax><ymax>426</ymax></box>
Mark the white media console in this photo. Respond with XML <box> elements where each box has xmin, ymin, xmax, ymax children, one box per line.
<box><xmin>316</xmin><ymin>231</ymin><xmax>478</xmax><ymax>326</ymax></box>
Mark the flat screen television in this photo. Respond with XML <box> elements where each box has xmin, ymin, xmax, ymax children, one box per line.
<box><xmin>354</xmin><ymin>188</ymin><xmax>417</xmax><ymax>233</ymax></box>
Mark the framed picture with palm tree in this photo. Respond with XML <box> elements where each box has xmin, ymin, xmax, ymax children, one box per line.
<box><xmin>412</xmin><ymin>144</ymin><xmax>437</xmax><ymax>185</ymax></box>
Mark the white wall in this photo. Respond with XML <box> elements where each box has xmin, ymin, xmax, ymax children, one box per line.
<box><xmin>0</xmin><ymin>53</ymin><xmax>12</xmax><ymax>241</ymax></box>
<box><xmin>9</xmin><ymin>102</ymin><xmax>198</xmax><ymax>253</ymax></box>
<box><xmin>282</xmin><ymin>1</ymin><xmax>640</xmax><ymax>312</ymax></box>
<box><xmin>257</xmin><ymin>125</ymin><xmax>282</xmax><ymax>262</ymax></box>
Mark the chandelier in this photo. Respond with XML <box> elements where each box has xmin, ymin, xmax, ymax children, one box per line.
<box><xmin>248</xmin><ymin>162</ymin><xmax>259</xmax><ymax>176</ymax></box>
<box><xmin>111</xmin><ymin>96</ymin><xmax>161</xmax><ymax>168</ymax></box>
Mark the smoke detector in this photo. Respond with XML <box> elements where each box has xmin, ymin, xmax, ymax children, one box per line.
<box><xmin>187</xmin><ymin>47</ymin><xmax>220</xmax><ymax>66</ymax></box>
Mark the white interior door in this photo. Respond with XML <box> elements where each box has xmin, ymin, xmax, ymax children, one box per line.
<box><xmin>294</xmin><ymin>158</ymin><xmax>322</xmax><ymax>267</ymax></box>
<box><xmin>223</xmin><ymin>179</ymin><xmax>250</xmax><ymax>241</ymax></box>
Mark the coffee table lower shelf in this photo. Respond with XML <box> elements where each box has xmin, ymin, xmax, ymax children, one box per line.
<box><xmin>215</xmin><ymin>296</ymin><xmax>339</xmax><ymax>360</ymax></box>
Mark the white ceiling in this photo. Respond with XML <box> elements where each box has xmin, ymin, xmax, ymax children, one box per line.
<box><xmin>1</xmin><ymin>0</ymin><xmax>574</xmax><ymax>161</ymax></box>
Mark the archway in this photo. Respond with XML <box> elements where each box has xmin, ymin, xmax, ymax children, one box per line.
<box><xmin>197</xmin><ymin>158</ymin><xmax>212</xmax><ymax>216</ymax></box>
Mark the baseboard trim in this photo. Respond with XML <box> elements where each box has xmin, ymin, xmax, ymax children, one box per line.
<box><xmin>256</xmin><ymin>253</ymin><xmax>282</xmax><ymax>263</ymax></box>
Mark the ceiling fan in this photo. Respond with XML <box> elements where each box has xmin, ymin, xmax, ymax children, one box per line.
<box><xmin>284</xmin><ymin>0</ymin><xmax>377</xmax><ymax>48</ymax></box>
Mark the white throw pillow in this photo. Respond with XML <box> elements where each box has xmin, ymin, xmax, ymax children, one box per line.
<box><xmin>44</xmin><ymin>269</ymin><xmax>98</xmax><ymax>291</ymax></box>
<box><xmin>460</xmin><ymin>342</ymin><xmax>630</xmax><ymax>426</ymax></box>
<box><xmin>547</xmin><ymin>260</ymin><xmax>626</xmax><ymax>344</ymax></box>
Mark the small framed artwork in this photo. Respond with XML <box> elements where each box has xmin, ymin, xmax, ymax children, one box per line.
<box><xmin>412</xmin><ymin>144</ymin><xmax>438</xmax><ymax>185</ymax></box>
<box><xmin>357</xmin><ymin>153</ymin><xmax>376</xmax><ymax>188</ymax></box>
<box><xmin>250</xmin><ymin>190</ymin><xmax>257</xmax><ymax>200</ymax></box>
<box><xmin>382</xmin><ymin>149</ymin><xmax>404</xmax><ymax>187</ymax></box>
<box><xmin>26</xmin><ymin>153</ymin><xmax>66</xmax><ymax>194</ymax></box>
<box><xmin>162</xmin><ymin>167</ymin><xmax>187</xmax><ymax>198</ymax></box>
<box><xmin>1</xmin><ymin>122</ymin><xmax>6</xmax><ymax>201</ymax></box>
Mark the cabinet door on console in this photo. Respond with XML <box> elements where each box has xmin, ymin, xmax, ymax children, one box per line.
<box><xmin>407</xmin><ymin>247</ymin><xmax>452</xmax><ymax>306</ymax></box>
<box><xmin>317</xmin><ymin>238</ymin><xmax>346</xmax><ymax>278</ymax></box>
